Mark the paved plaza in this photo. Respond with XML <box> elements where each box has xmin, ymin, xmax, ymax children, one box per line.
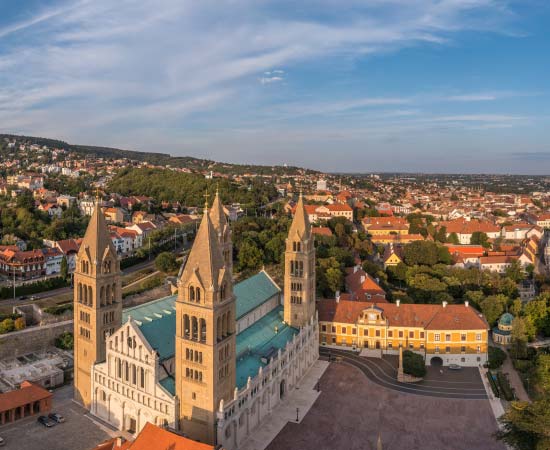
<box><xmin>0</xmin><ymin>385</ymin><xmax>114</xmax><ymax>450</ymax></box>
<box><xmin>267</xmin><ymin>361</ymin><xmax>505</xmax><ymax>450</ymax></box>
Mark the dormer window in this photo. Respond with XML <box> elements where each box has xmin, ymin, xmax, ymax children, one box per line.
<box><xmin>292</xmin><ymin>241</ymin><xmax>302</xmax><ymax>252</ymax></box>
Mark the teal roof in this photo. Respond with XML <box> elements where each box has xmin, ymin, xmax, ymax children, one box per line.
<box><xmin>235</xmin><ymin>305</ymin><xmax>298</xmax><ymax>389</ymax></box>
<box><xmin>159</xmin><ymin>377</ymin><xmax>175</xmax><ymax>396</ymax></box>
<box><xmin>493</xmin><ymin>327</ymin><xmax>511</xmax><ymax>336</ymax></box>
<box><xmin>499</xmin><ymin>313</ymin><xmax>514</xmax><ymax>326</ymax></box>
<box><xmin>234</xmin><ymin>271</ymin><xmax>280</xmax><ymax>319</ymax></box>
<box><xmin>121</xmin><ymin>273</ymin><xmax>296</xmax><ymax>391</ymax></box>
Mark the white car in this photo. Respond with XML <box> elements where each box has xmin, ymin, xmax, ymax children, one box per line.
<box><xmin>0</xmin><ymin>436</ymin><xmax>5</xmax><ymax>446</ymax></box>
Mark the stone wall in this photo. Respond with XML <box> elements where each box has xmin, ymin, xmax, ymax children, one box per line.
<box><xmin>0</xmin><ymin>319</ymin><xmax>73</xmax><ymax>359</ymax></box>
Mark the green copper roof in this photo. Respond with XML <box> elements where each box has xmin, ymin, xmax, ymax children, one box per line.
<box><xmin>499</xmin><ymin>313</ymin><xmax>514</xmax><ymax>326</ymax></box>
<box><xmin>159</xmin><ymin>377</ymin><xmax>175</xmax><ymax>396</ymax></box>
<box><xmin>235</xmin><ymin>305</ymin><xmax>298</xmax><ymax>389</ymax></box>
<box><xmin>121</xmin><ymin>273</ymin><xmax>295</xmax><ymax>390</ymax></box>
<box><xmin>234</xmin><ymin>271</ymin><xmax>280</xmax><ymax>319</ymax></box>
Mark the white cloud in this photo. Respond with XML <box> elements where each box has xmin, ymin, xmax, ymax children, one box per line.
<box><xmin>0</xmin><ymin>0</ymin><xmax>524</xmax><ymax>152</ymax></box>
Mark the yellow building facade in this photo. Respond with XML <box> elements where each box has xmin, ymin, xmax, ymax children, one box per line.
<box><xmin>317</xmin><ymin>301</ymin><xmax>489</xmax><ymax>367</ymax></box>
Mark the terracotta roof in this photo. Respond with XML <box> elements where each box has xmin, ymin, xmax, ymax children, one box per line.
<box><xmin>479</xmin><ymin>255</ymin><xmax>518</xmax><ymax>264</ymax></box>
<box><xmin>317</xmin><ymin>300</ymin><xmax>488</xmax><ymax>330</ymax></box>
<box><xmin>326</xmin><ymin>204</ymin><xmax>353</xmax><ymax>212</ymax></box>
<box><xmin>129</xmin><ymin>423</ymin><xmax>214</xmax><ymax>450</ymax></box>
<box><xmin>0</xmin><ymin>381</ymin><xmax>51</xmax><ymax>413</ymax></box>
<box><xmin>311</xmin><ymin>227</ymin><xmax>333</xmax><ymax>237</ymax></box>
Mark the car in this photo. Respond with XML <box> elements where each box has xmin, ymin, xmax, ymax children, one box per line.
<box><xmin>0</xmin><ymin>436</ymin><xmax>5</xmax><ymax>446</ymax></box>
<box><xmin>37</xmin><ymin>415</ymin><xmax>56</xmax><ymax>427</ymax></box>
<box><xmin>48</xmin><ymin>412</ymin><xmax>65</xmax><ymax>423</ymax></box>
<box><xmin>448</xmin><ymin>364</ymin><xmax>462</xmax><ymax>370</ymax></box>
<box><xmin>19</xmin><ymin>296</ymin><xmax>28</xmax><ymax>301</ymax></box>
<box><xmin>29</xmin><ymin>295</ymin><xmax>37</xmax><ymax>301</ymax></box>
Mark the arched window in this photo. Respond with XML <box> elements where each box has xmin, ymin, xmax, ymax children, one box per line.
<box><xmin>200</xmin><ymin>319</ymin><xmax>206</xmax><ymax>343</ymax></box>
<box><xmin>220</xmin><ymin>283</ymin><xmax>226</xmax><ymax>301</ymax></box>
<box><xmin>189</xmin><ymin>286</ymin><xmax>195</xmax><ymax>302</ymax></box>
<box><xmin>140</xmin><ymin>367</ymin><xmax>145</xmax><ymax>388</ymax></box>
<box><xmin>195</xmin><ymin>288</ymin><xmax>201</xmax><ymax>302</ymax></box>
<box><xmin>217</xmin><ymin>317</ymin><xmax>222</xmax><ymax>342</ymax></box>
<box><xmin>100</xmin><ymin>286</ymin><xmax>105</xmax><ymax>306</ymax></box>
<box><xmin>191</xmin><ymin>317</ymin><xmax>198</xmax><ymax>340</ymax></box>
<box><xmin>88</xmin><ymin>286</ymin><xmax>93</xmax><ymax>307</ymax></box>
<box><xmin>183</xmin><ymin>315</ymin><xmax>190</xmax><ymax>339</ymax></box>
<box><xmin>132</xmin><ymin>364</ymin><xmax>137</xmax><ymax>384</ymax></box>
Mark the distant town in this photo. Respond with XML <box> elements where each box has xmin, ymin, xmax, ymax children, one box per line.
<box><xmin>0</xmin><ymin>134</ymin><xmax>548</xmax><ymax>450</ymax></box>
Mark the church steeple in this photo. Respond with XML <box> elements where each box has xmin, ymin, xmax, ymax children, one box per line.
<box><xmin>175</xmin><ymin>191</ymin><xmax>236</xmax><ymax>444</ymax></box>
<box><xmin>284</xmin><ymin>192</ymin><xmax>316</xmax><ymax>328</ymax></box>
<box><xmin>289</xmin><ymin>191</ymin><xmax>311</xmax><ymax>241</ymax></box>
<box><xmin>209</xmin><ymin>187</ymin><xmax>233</xmax><ymax>272</ymax></box>
<box><xmin>73</xmin><ymin>197</ymin><xmax>122</xmax><ymax>408</ymax></box>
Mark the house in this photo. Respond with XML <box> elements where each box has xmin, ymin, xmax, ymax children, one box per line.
<box><xmin>38</xmin><ymin>203</ymin><xmax>63</xmax><ymax>218</ymax></box>
<box><xmin>42</xmin><ymin>247</ymin><xmax>64</xmax><ymax>276</ymax></box>
<box><xmin>382</xmin><ymin>244</ymin><xmax>404</xmax><ymax>268</ymax></box>
<box><xmin>370</xmin><ymin>234</ymin><xmax>424</xmax><ymax>245</ymax></box>
<box><xmin>0</xmin><ymin>381</ymin><xmax>52</xmax><ymax>425</ymax></box>
<box><xmin>48</xmin><ymin>238</ymin><xmax>81</xmax><ymax>272</ymax></box>
<box><xmin>56</xmin><ymin>195</ymin><xmax>76</xmax><ymax>208</ymax></box>
<box><xmin>439</xmin><ymin>218</ymin><xmax>500</xmax><ymax>244</ymax></box>
<box><xmin>104</xmin><ymin>207</ymin><xmax>125</xmax><ymax>223</ymax></box>
<box><xmin>502</xmin><ymin>223</ymin><xmax>537</xmax><ymax>240</ymax></box>
<box><xmin>479</xmin><ymin>255</ymin><xmax>517</xmax><ymax>274</ymax></box>
<box><xmin>526</xmin><ymin>213</ymin><xmax>550</xmax><ymax>228</ymax></box>
<box><xmin>344</xmin><ymin>265</ymin><xmax>387</xmax><ymax>302</ymax></box>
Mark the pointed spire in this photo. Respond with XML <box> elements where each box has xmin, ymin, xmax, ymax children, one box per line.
<box><xmin>79</xmin><ymin>197</ymin><xmax>115</xmax><ymax>263</ymax></box>
<box><xmin>209</xmin><ymin>187</ymin><xmax>227</xmax><ymax>235</ymax></box>
<box><xmin>289</xmin><ymin>191</ymin><xmax>311</xmax><ymax>240</ymax></box>
<box><xmin>180</xmin><ymin>201</ymin><xmax>225</xmax><ymax>291</ymax></box>
<box><xmin>377</xmin><ymin>433</ymin><xmax>383</xmax><ymax>450</ymax></box>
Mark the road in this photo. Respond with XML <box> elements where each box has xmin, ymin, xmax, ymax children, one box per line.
<box><xmin>320</xmin><ymin>347</ymin><xmax>487</xmax><ymax>399</ymax></box>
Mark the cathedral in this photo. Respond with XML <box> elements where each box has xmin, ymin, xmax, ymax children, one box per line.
<box><xmin>73</xmin><ymin>191</ymin><xmax>319</xmax><ymax>449</ymax></box>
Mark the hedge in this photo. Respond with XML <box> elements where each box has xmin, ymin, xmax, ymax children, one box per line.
<box><xmin>0</xmin><ymin>277</ymin><xmax>69</xmax><ymax>300</ymax></box>
<box><xmin>487</xmin><ymin>372</ymin><xmax>500</xmax><ymax>397</ymax></box>
<box><xmin>497</xmin><ymin>372</ymin><xmax>515</xmax><ymax>401</ymax></box>
<box><xmin>488</xmin><ymin>346</ymin><xmax>507</xmax><ymax>370</ymax></box>
<box><xmin>43</xmin><ymin>303</ymin><xmax>73</xmax><ymax>316</ymax></box>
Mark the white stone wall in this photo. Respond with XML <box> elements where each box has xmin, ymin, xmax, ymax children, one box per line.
<box><xmin>91</xmin><ymin>319</ymin><xmax>177</xmax><ymax>435</ymax></box>
<box><xmin>216</xmin><ymin>315</ymin><xmax>319</xmax><ymax>450</ymax></box>
<box><xmin>236</xmin><ymin>295</ymin><xmax>280</xmax><ymax>334</ymax></box>
<box><xmin>426</xmin><ymin>351</ymin><xmax>487</xmax><ymax>367</ymax></box>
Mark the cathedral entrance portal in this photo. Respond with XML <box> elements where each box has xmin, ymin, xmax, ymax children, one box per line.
<box><xmin>280</xmin><ymin>380</ymin><xmax>286</xmax><ymax>400</ymax></box>
<box><xmin>126</xmin><ymin>416</ymin><xmax>137</xmax><ymax>434</ymax></box>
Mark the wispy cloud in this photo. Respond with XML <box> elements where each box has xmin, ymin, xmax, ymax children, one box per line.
<box><xmin>0</xmin><ymin>0</ymin><xmax>534</xmax><ymax>164</ymax></box>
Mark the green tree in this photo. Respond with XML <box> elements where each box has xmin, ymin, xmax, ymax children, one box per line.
<box><xmin>237</xmin><ymin>240</ymin><xmax>264</xmax><ymax>272</ymax></box>
<box><xmin>480</xmin><ymin>294</ymin><xmax>508</xmax><ymax>326</ymax></box>
<box><xmin>447</xmin><ymin>232</ymin><xmax>459</xmax><ymax>245</ymax></box>
<box><xmin>55</xmin><ymin>331</ymin><xmax>74</xmax><ymax>350</ymax></box>
<box><xmin>60</xmin><ymin>256</ymin><xmax>69</xmax><ymax>281</ymax></box>
<box><xmin>511</xmin><ymin>317</ymin><xmax>529</xmax><ymax>359</ymax></box>
<box><xmin>403</xmin><ymin>241</ymin><xmax>439</xmax><ymax>266</ymax></box>
<box><xmin>470</xmin><ymin>231</ymin><xmax>490</xmax><ymax>248</ymax></box>
<box><xmin>498</xmin><ymin>399</ymin><xmax>550</xmax><ymax>450</ymax></box>
<box><xmin>155</xmin><ymin>252</ymin><xmax>179</xmax><ymax>273</ymax></box>
<box><xmin>434</xmin><ymin>226</ymin><xmax>447</xmax><ymax>243</ymax></box>
<box><xmin>402</xmin><ymin>350</ymin><xmax>427</xmax><ymax>377</ymax></box>
<box><xmin>505</xmin><ymin>260</ymin><xmax>525</xmax><ymax>283</ymax></box>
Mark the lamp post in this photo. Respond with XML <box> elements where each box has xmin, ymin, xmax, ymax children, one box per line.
<box><xmin>296</xmin><ymin>407</ymin><xmax>299</xmax><ymax>422</ymax></box>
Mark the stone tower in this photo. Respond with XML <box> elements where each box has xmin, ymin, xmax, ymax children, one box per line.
<box><xmin>209</xmin><ymin>188</ymin><xmax>232</xmax><ymax>273</ymax></box>
<box><xmin>73</xmin><ymin>198</ymin><xmax>122</xmax><ymax>407</ymax></box>
<box><xmin>284</xmin><ymin>193</ymin><xmax>316</xmax><ymax>328</ymax></box>
<box><xmin>175</xmin><ymin>198</ymin><xmax>236</xmax><ymax>445</ymax></box>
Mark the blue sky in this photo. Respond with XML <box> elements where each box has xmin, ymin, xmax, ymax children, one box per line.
<box><xmin>1</xmin><ymin>0</ymin><xmax>549</xmax><ymax>173</ymax></box>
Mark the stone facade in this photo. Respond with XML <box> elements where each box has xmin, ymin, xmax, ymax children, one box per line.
<box><xmin>216</xmin><ymin>315</ymin><xmax>319</xmax><ymax>450</ymax></box>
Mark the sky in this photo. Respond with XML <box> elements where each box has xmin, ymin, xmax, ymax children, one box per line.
<box><xmin>1</xmin><ymin>0</ymin><xmax>549</xmax><ymax>174</ymax></box>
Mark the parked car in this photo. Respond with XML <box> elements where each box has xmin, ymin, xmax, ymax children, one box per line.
<box><xmin>19</xmin><ymin>296</ymin><xmax>28</xmax><ymax>301</ymax></box>
<box><xmin>37</xmin><ymin>416</ymin><xmax>56</xmax><ymax>427</ymax></box>
<box><xmin>48</xmin><ymin>413</ymin><xmax>65</xmax><ymax>423</ymax></box>
<box><xmin>0</xmin><ymin>436</ymin><xmax>5</xmax><ymax>446</ymax></box>
<box><xmin>448</xmin><ymin>364</ymin><xmax>462</xmax><ymax>370</ymax></box>
<box><xmin>29</xmin><ymin>295</ymin><xmax>37</xmax><ymax>301</ymax></box>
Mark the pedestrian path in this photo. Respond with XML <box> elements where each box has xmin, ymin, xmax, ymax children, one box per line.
<box><xmin>501</xmin><ymin>350</ymin><xmax>530</xmax><ymax>401</ymax></box>
<box><xmin>240</xmin><ymin>360</ymin><xmax>329</xmax><ymax>450</ymax></box>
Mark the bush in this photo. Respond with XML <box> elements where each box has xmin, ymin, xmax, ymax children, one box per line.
<box><xmin>402</xmin><ymin>350</ymin><xmax>427</xmax><ymax>377</ymax></box>
<box><xmin>0</xmin><ymin>318</ymin><xmax>15</xmax><ymax>334</ymax></box>
<box><xmin>14</xmin><ymin>317</ymin><xmax>26</xmax><ymax>330</ymax></box>
<box><xmin>44</xmin><ymin>303</ymin><xmax>73</xmax><ymax>316</ymax></box>
<box><xmin>487</xmin><ymin>372</ymin><xmax>500</xmax><ymax>397</ymax></box>
<box><xmin>497</xmin><ymin>372</ymin><xmax>515</xmax><ymax>401</ymax></box>
<box><xmin>55</xmin><ymin>332</ymin><xmax>74</xmax><ymax>350</ymax></box>
<box><xmin>488</xmin><ymin>346</ymin><xmax>507</xmax><ymax>369</ymax></box>
<box><xmin>155</xmin><ymin>252</ymin><xmax>179</xmax><ymax>273</ymax></box>
<box><xmin>0</xmin><ymin>277</ymin><xmax>68</xmax><ymax>300</ymax></box>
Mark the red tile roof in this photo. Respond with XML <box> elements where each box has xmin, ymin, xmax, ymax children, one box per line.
<box><xmin>129</xmin><ymin>423</ymin><xmax>214</xmax><ymax>450</ymax></box>
<box><xmin>317</xmin><ymin>300</ymin><xmax>488</xmax><ymax>330</ymax></box>
<box><xmin>0</xmin><ymin>381</ymin><xmax>52</xmax><ymax>413</ymax></box>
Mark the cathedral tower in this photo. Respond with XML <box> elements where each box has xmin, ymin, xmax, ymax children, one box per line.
<box><xmin>175</xmin><ymin>197</ymin><xmax>236</xmax><ymax>445</ymax></box>
<box><xmin>209</xmin><ymin>188</ymin><xmax>232</xmax><ymax>273</ymax></box>
<box><xmin>74</xmin><ymin>197</ymin><xmax>122</xmax><ymax>407</ymax></box>
<box><xmin>284</xmin><ymin>193</ymin><xmax>316</xmax><ymax>328</ymax></box>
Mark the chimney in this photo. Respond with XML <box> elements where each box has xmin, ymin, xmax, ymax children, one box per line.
<box><xmin>335</xmin><ymin>291</ymin><xmax>340</xmax><ymax>303</ymax></box>
<box><xmin>360</xmin><ymin>275</ymin><xmax>365</xmax><ymax>284</ymax></box>
<box><xmin>465</xmin><ymin>300</ymin><xmax>469</xmax><ymax>307</ymax></box>
<box><xmin>442</xmin><ymin>301</ymin><xmax>448</xmax><ymax>308</ymax></box>
<box><xmin>396</xmin><ymin>299</ymin><xmax>400</xmax><ymax>307</ymax></box>
<box><xmin>354</xmin><ymin>265</ymin><xmax>359</xmax><ymax>273</ymax></box>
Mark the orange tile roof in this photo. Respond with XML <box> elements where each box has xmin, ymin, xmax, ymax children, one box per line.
<box><xmin>312</xmin><ymin>227</ymin><xmax>333</xmax><ymax>237</ymax></box>
<box><xmin>317</xmin><ymin>300</ymin><xmax>488</xmax><ymax>330</ymax></box>
<box><xmin>129</xmin><ymin>423</ymin><xmax>214</xmax><ymax>450</ymax></box>
<box><xmin>0</xmin><ymin>381</ymin><xmax>51</xmax><ymax>413</ymax></box>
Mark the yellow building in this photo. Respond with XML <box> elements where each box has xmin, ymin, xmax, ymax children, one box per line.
<box><xmin>317</xmin><ymin>299</ymin><xmax>489</xmax><ymax>367</ymax></box>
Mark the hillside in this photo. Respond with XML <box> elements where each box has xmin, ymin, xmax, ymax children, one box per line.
<box><xmin>0</xmin><ymin>133</ymin><xmax>317</xmax><ymax>176</ymax></box>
